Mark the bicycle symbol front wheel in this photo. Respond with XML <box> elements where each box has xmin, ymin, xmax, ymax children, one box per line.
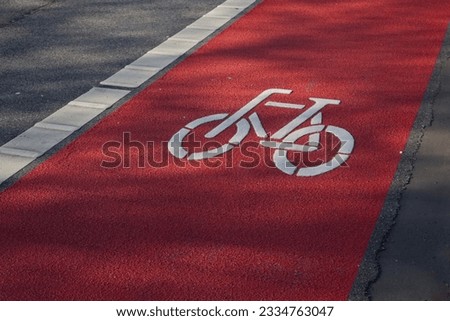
<box><xmin>272</xmin><ymin>125</ymin><xmax>354</xmax><ymax>176</ymax></box>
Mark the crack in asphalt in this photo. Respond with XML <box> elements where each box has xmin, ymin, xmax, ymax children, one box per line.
<box><xmin>0</xmin><ymin>0</ymin><xmax>57</xmax><ymax>28</ymax></box>
<box><xmin>348</xmin><ymin>24</ymin><xmax>450</xmax><ymax>300</ymax></box>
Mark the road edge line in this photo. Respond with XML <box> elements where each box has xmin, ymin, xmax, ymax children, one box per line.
<box><xmin>348</xmin><ymin>22</ymin><xmax>450</xmax><ymax>301</ymax></box>
<box><xmin>0</xmin><ymin>0</ymin><xmax>260</xmax><ymax>189</ymax></box>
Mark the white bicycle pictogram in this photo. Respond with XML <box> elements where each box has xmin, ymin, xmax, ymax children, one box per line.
<box><xmin>168</xmin><ymin>88</ymin><xmax>354</xmax><ymax>176</ymax></box>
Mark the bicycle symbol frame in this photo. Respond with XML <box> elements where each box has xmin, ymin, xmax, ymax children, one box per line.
<box><xmin>168</xmin><ymin>88</ymin><xmax>354</xmax><ymax>176</ymax></box>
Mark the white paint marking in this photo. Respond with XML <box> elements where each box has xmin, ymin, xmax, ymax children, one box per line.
<box><xmin>0</xmin><ymin>154</ymin><xmax>35</xmax><ymax>184</ymax></box>
<box><xmin>205</xmin><ymin>88</ymin><xmax>292</xmax><ymax>138</ymax></box>
<box><xmin>129</xmin><ymin>52</ymin><xmax>179</xmax><ymax>70</ymax></box>
<box><xmin>222</xmin><ymin>0</ymin><xmax>256</xmax><ymax>8</ymax></box>
<box><xmin>326</xmin><ymin>125</ymin><xmax>355</xmax><ymax>154</ymax></box>
<box><xmin>1</xmin><ymin>127</ymin><xmax>72</xmax><ymax>158</ymax></box>
<box><xmin>124</xmin><ymin>65</ymin><xmax>161</xmax><ymax>73</ymax></box>
<box><xmin>0</xmin><ymin>147</ymin><xmax>40</xmax><ymax>159</ymax></box>
<box><xmin>67</xmin><ymin>101</ymin><xmax>111</xmax><ymax>109</ymax></box>
<box><xmin>272</xmin><ymin>149</ymin><xmax>297</xmax><ymax>175</ymax></box>
<box><xmin>38</xmin><ymin>105</ymin><xmax>104</xmax><ymax>129</ymax></box>
<box><xmin>171</xmin><ymin>27</ymin><xmax>215</xmax><ymax>43</ymax></box>
<box><xmin>248</xmin><ymin>112</ymin><xmax>267</xmax><ymax>138</ymax></box>
<box><xmin>100</xmin><ymin>67</ymin><xmax>160</xmax><ymax>88</ymax></box>
<box><xmin>169</xmin><ymin>115</ymin><xmax>249</xmax><ymax>160</ymax></box>
<box><xmin>265</xmin><ymin>101</ymin><xmax>305</xmax><ymax>109</ymax></box>
<box><xmin>102</xmin><ymin>0</ymin><xmax>257</xmax><ymax>91</ymax></box>
<box><xmin>311</xmin><ymin>113</ymin><xmax>322</xmax><ymax>125</ymax></box>
<box><xmin>270</xmin><ymin>124</ymin><xmax>353</xmax><ymax>177</ymax></box>
<box><xmin>167</xmin><ymin>128</ymin><xmax>190</xmax><ymax>159</ymax></box>
<box><xmin>188</xmin><ymin>16</ymin><xmax>230</xmax><ymax>30</ymax></box>
<box><xmin>283</xmin><ymin>125</ymin><xmax>325</xmax><ymax>143</ymax></box>
<box><xmin>152</xmin><ymin>39</ymin><xmax>198</xmax><ymax>55</ymax></box>
<box><xmin>204</xmin><ymin>6</ymin><xmax>243</xmax><ymax>18</ymax></box>
<box><xmin>229</xmin><ymin>118</ymin><xmax>250</xmax><ymax>145</ymax></box>
<box><xmin>271</xmin><ymin>98</ymin><xmax>339</xmax><ymax>140</ymax></box>
<box><xmin>308</xmin><ymin>113</ymin><xmax>322</xmax><ymax>147</ymax></box>
<box><xmin>185</xmin><ymin>113</ymin><xmax>228</xmax><ymax>130</ymax></box>
<box><xmin>72</xmin><ymin>87</ymin><xmax>130</xmax><ymax>108</ymax></box>
<box><xmin>34</xmin><ymin>122</ymin><xmax>78</xmax><ymax>132</ymax></box>
<box><xmin>188</xmin><ymin>144</ymin><xmax>235</xmax><ymax>160</ymax></box>
<box><xmin>260</xmin><ymin>140</ymin><xmax>318</xmax><ymax>152</ymax></box>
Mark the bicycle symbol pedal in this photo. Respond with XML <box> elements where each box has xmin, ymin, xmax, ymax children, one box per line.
<box><xmin>168</xmin><ymin>88</ymin><xmax>354</xmax><ymax>177</ymax></box>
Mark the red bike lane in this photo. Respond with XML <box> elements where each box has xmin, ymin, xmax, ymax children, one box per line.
<box><xmin>1</xmin><ymin>0</ymin><xmax>449</xmax><ymax>300</ymax></box>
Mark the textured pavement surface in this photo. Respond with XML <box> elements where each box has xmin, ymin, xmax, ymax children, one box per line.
<box><xmin>0</xmin><ymin>0</ymin><xmax>223</xmax><ymax>146</ymax></box>
<box><xmin>1</xmin><ymin>0</ymin><xmax>450</xmax><ymax>300</ymax></box>
<box><xmin>369</xmin><ymin>28</ymin><xmax>450</xmax><ymax>300</ymax></box>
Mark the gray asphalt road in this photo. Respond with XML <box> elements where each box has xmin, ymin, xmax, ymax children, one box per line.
<box><xmin>0</xmin><ymin>0</ymin><xmax>51</xmax><ymax>26</ymax></box>
<box><xmin>0</xmin><ymin>0</ymin><xmax>223</xmax><ymax>146</ymax></box>
<box><xmin>369</xmin><ymin>30</ymin><xmax>450</xmax><ymax>300</ymax></box>
<box><xmin>350</xmin><ymin>24</ymin><xmax>450</xmax><ymax>301</ymax></box>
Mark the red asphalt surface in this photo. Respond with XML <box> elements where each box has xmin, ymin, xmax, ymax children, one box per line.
<box><xmin>1</xmin><ymin>0</ymin><xmax>450</xmax><ymax>300</ymax></box>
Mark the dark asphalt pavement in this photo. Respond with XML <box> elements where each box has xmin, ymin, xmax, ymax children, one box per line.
<box><xmin>0</xmin><ymin>0</ymin><xmax>223</xmax><ymax>146</ymax></box>
<box><xmin>350</xmin><ymin>23</ymin><xmax>450</xmax><ymax>300</ymax></box>
<box><xmin>369</xmin><ymin>27</ymin><xmax>450</xmax><ymax>300</ymax></box>
<box><xmin>1</xmin><ymin>0</ymin><xmax>52</xmax><ymax>26</ymax></box>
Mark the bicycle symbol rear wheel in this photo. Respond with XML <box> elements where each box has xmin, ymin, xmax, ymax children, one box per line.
<box><xmin>168</xmin><ymin>113</ymin><xmax>250</xmax><ymax>160</ymax></box>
